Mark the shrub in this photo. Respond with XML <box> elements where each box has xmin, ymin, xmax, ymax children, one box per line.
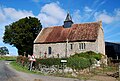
<box><xmin>36</xmin><ymin>58</ymin><xmax>61</xmax><ymax>67</ymax></box>
<box><xmin>67</xmin><ymin>57</ymin><xmax>91</xmax><ymax>70</ymax></box>
<box><xmin>72</xmin><ymin>51</ymin><xmax>102</xmax><ymax>60</ymax></box>
<box><xmin>16</xmin><ymin>51</ymin><xmax>102</xmax><ymax>71</ymax></box>
<box><xmin>16</xmin><ymin>56</ymin><xmax>29</xmax><ymax>67</ymax></box>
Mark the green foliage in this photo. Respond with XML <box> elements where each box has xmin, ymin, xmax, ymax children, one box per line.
<box><xmin>0</xmin><ymin>56</ymin><xmax>16</xmax><ymax>61</ymax></box>
<box><xmin>67</xmin><ymin>57</ymin><xmax>91</xmax><ymax>70</ymax></box>
<box><xmin>3</xmin><ymin>17</ymin><xmax>42</xmax><ymax>55</ymax></box>
<box><xmin>0</xmin><ymin>47</ymin><xmax>9</xmax><ymax>55</ymax></box>
<box><xmin>16</xmin><ymin>56</ymin><xmax>29</xmax><ymax>67</ymax></box>
<box><xmin>16</xmin><ymin>51</ymin><xmax>102</xmax><ymax>71</ymax></box>
<box><xmin>10</xmin><ymin>61</ymin><xmax>42</xmax><ymax>74</ymax></box>
<box><xmin>36</xmin><ymin>58</ymin><xmax>61</xmax><ymax>67</ymax></box>
<box><xmin>72</xmin><ymin>51</ymin><xmax>102</xmax><ymax>60</ymax></box>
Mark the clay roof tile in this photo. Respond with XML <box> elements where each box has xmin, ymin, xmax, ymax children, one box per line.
<box><xmin>34</xmin><ymin>21</ymin><xmax>101</xmax><ymax>43</ymax></box>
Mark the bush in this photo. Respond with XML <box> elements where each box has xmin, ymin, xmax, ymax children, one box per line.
<box><xmin>16</xmin><ymin>56</ymin><xmax>29</xmax><ymax>67</ymax></box>
<box><xmin>72</xmin><ymin>51</ymin><xmax>102</xmax><ymax>60</ymax></box>
<box><xmin>16</xmin><ymin>51</ymin><xmax>102</xmax><ymax>71</ymax></box>
<box><xmin>67</xmin><ymin>57</ymin><xmax>91</xmax><ymax>70</ymax></box>
<box><xmin>36</xmin><ymin>58</ymin><xmax>61</xmax><ymax>67</ymax></box>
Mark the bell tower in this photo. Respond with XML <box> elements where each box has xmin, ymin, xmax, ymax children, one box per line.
<box><xmin>63</xmin><ymin>12</ymin><xmax>73</xmax><ymax>28</ymax></box>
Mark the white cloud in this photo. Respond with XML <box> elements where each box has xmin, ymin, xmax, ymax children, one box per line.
<box><xmin>37</xmin><ymin>2</ymin><xmax>66</xmax><ymax>27</ymax></box>
<box><xmin>3</xmin><ymin>8</ymin><xmax>34</xmax><ymax>21</ymax></box>
<box><xmin>72</xmin><ymin>10</ymin><xmax>81</xmax><ymax>23</ymax></box>
<box><xmin>41</xmin><ymin>3</ymin><xmax>65</xmax><ymax>19</ymax></box>
<box><xmin>0</xmin><ymin>8</ymin><xmax>6</xmax><ymax>23</ymax></box>
<box><xmin>84</xmin><ymin>6</ymin><xmax>92</xmax><ymax>12</ymax></box>
<box><xmin>94</xmin><ymin>9</ymin><xmax>120</xmax><ymax>24</ymax></box>
<box><xmin>114</xmin><ymin>9</ymin><xmax>120</xmax><ymax>21</ymax></box>
<box><xmin>32</xmin><ymin>0</ymin><xmax>51</xmax><ymax>3</ymax></box>
<box><xmin>115</xmin><ymin>9</ymin><xmax>120</xmax><ymax>16</ymax></box>
<box><xmin>0</xmin><ymin>7</ymin><xmax>35</xmax><ymax>56</ymax></box>
<box><xmin>95</xmin><ymin>12</ymin><xmax>114</xmax><ymax>24</ymax></box>
<box><xmin>0</xmin><ymin>12</ymin><xmax>6</xmax><ymax>23</ymax></box>
<box><xmin>0</xmin><ymin>7</ymin><xmax>35</xmax><ymax>24</ymax></box>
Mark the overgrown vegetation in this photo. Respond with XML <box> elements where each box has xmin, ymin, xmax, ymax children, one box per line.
<box><xmin>67</xmin><ymin>57</ymin><xmax>91</xmax><ymax>70</ymax></box>
<box><xmin>72</xmin><ymin>51</ymin><xmax>102</xmax><ymax>60</ymax></box>
<box><xmin>16</xmin><ymin>51</ymin><xmax>103</xmax><ymax>70</ymax></box>
<box><xmin>12</xmin><ymin>51</ymin><xmax>120</xmax><ymax>80</ymax></box>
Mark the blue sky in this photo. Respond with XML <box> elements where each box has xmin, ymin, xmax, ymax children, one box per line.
<box><xmin>0</xmin><ymin>0</ymin><xmax>120</xmax><ymax>56</ymax></box>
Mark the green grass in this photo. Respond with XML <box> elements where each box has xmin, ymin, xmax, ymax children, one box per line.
<box><xmin>10</xmin><ymin>61</ymin><xmax>42</xmax><ymax>75</ymax></box>
<box><xmin>0</xmin><ymin>56</ymin><xmax>16</xmax><ymax>61</ymax></box>
<box><xmin>10</xmin><ymin>61</ymin><xmax>91</xmax><ymax>80</ymax></box>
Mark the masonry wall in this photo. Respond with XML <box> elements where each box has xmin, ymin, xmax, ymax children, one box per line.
<box><xmin>33</xmin><ymin>41</ymin><xmax>99</xmax><ymax>58</ymax></box>
<box><xmin>96</xmin><ymin>25</ymin><xmax>105</xmax><ymax>55</ymax></box>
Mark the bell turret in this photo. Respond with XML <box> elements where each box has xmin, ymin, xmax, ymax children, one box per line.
<box><xmin>63</xmin><ymin>12</ymin><xmax>73</xmax><ymax>28</ymax></box>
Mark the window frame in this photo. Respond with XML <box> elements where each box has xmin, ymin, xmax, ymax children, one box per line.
<box><xmin>79</xmin><ymin>43</ymin><xmax>86</xmax><ymax>50</ymax></box>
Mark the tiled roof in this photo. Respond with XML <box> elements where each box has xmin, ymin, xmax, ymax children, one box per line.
<box><xmin>34</xmin><ymin>21</ymin><xmax>101</xmax><ymax>43</ymax></box>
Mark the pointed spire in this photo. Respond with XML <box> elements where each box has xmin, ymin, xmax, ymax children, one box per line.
<box><xmin>63</xmin><ymin>12</ymin><xmax>73</xmax><ymax>28</ymax></box>
<box><xmin>65</xmin><ymin>12</ymin><xmax>72</xmax><ymax>22</ymax></box>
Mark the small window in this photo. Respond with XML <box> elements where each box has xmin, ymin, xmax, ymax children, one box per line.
<box><xmin>79</xmin><ymin>43</ymin><xmax>85</xmax><ymax>50</ymax></box>
<box><xmin>70</xmin><ymin>44</ymin><xmax>73</xmax><ymax>50</ymax></box>
<box><xmin>48</xmin><ymin>47</ymin><xmax>52</xmax><ymax>54</ymax></box>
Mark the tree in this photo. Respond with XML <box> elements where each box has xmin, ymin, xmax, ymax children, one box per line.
<box><xmin>0</xmin><ymin>47</ymin><xmax>9</xmax><ymax>55</ymax></box>
<box><xmin>3</xmin><ymin>17</ymin><xmax>42</xmax><ymax>56</ymax></box>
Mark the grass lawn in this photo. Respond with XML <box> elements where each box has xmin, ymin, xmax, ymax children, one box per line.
<box><xmin>10</xmin><ymin>61</ymin><xmax>42</xmax><ymax>75</ymax></box>
<box><xmin>0</xmin><ymin>56</ymin><xmax>16</xmax><ymax>61</ymax></box>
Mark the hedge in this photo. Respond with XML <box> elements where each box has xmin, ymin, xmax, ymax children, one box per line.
<box><xmin>67</xmin><ymin>57</ymin><xmax>91</xmax><ymax>70</ymax></box>
<box><xmin>72</xmin><ymin>51</ymin><xmax>102</xmax><ymax>60</ymax></box>
<box><xmin>16</xmin><ymin>51</ymin><xmax>102</xmax><ymax>70</ymax></box>
<box><xmin>35</xmin><ymin>58</ymin><xmax>61</xmax><ymax>67</ymax></box>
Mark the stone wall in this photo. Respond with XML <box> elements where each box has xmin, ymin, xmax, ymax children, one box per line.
<box><xmin>96</xmin><ymin>23</ymin><xmax>105</xmax><ymax>55</ymax></box>
<box><xmin>33</xmin><ymin>41</ymin><xmax>100</xmax><ymax>58</ymax></box>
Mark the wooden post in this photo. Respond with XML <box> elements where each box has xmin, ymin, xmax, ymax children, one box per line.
<box><xmin>30</xmin><ymin>61</ymin><xmax>33</xmax><ymax>71</ymax></box>
<box><xmin>65</xmin><ymin>39</ymin><xmax>68</xmax><ymax>58</ymax></box>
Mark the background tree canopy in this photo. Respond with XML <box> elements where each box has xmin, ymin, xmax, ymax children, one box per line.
<box><xmin>0</xmin><ymin>47</ymin><xmax>9</xmax><ymax>55</ymax></box>
<box><xmin>3</xmin><ymin>17</ymin><xmax>42</xmax><ymax>56</ymax></box>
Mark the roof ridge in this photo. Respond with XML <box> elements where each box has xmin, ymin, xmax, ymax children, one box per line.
<box><xmin>44</xmin><ymin>21</ymin><xmax>102</xmax><ymax>29</ymax></box>
<box><xmin>73</xmin><ymin>21</ymin><xmax>101</xmax><ymax>25</ymax></box>
<box><xmin>44</xmin><ymin>26</ymin><xmax>63</xmax><ymax>29</ymax></box>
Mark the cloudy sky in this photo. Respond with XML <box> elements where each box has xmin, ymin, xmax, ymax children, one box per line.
<box><xmin>0</xmin><ymin>0</ymin><xmax>120</xmax><ymax>55</ymax></box>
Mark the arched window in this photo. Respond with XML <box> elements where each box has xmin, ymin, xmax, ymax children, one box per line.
<box><xmin>48</xmin><ymin>47</ymin><xmax>52</xmax><ymax>54</ymax></box>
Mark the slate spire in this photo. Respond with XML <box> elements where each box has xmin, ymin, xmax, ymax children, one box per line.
<box><xmin>65</xmin><ymin>12</ymin><xmax>72</xmax><ymax>21</ymax></box>
<box><xmin>64</xmin><ymin>12</ymin><xmax>73</xmax><ymax>28</ymax></box>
